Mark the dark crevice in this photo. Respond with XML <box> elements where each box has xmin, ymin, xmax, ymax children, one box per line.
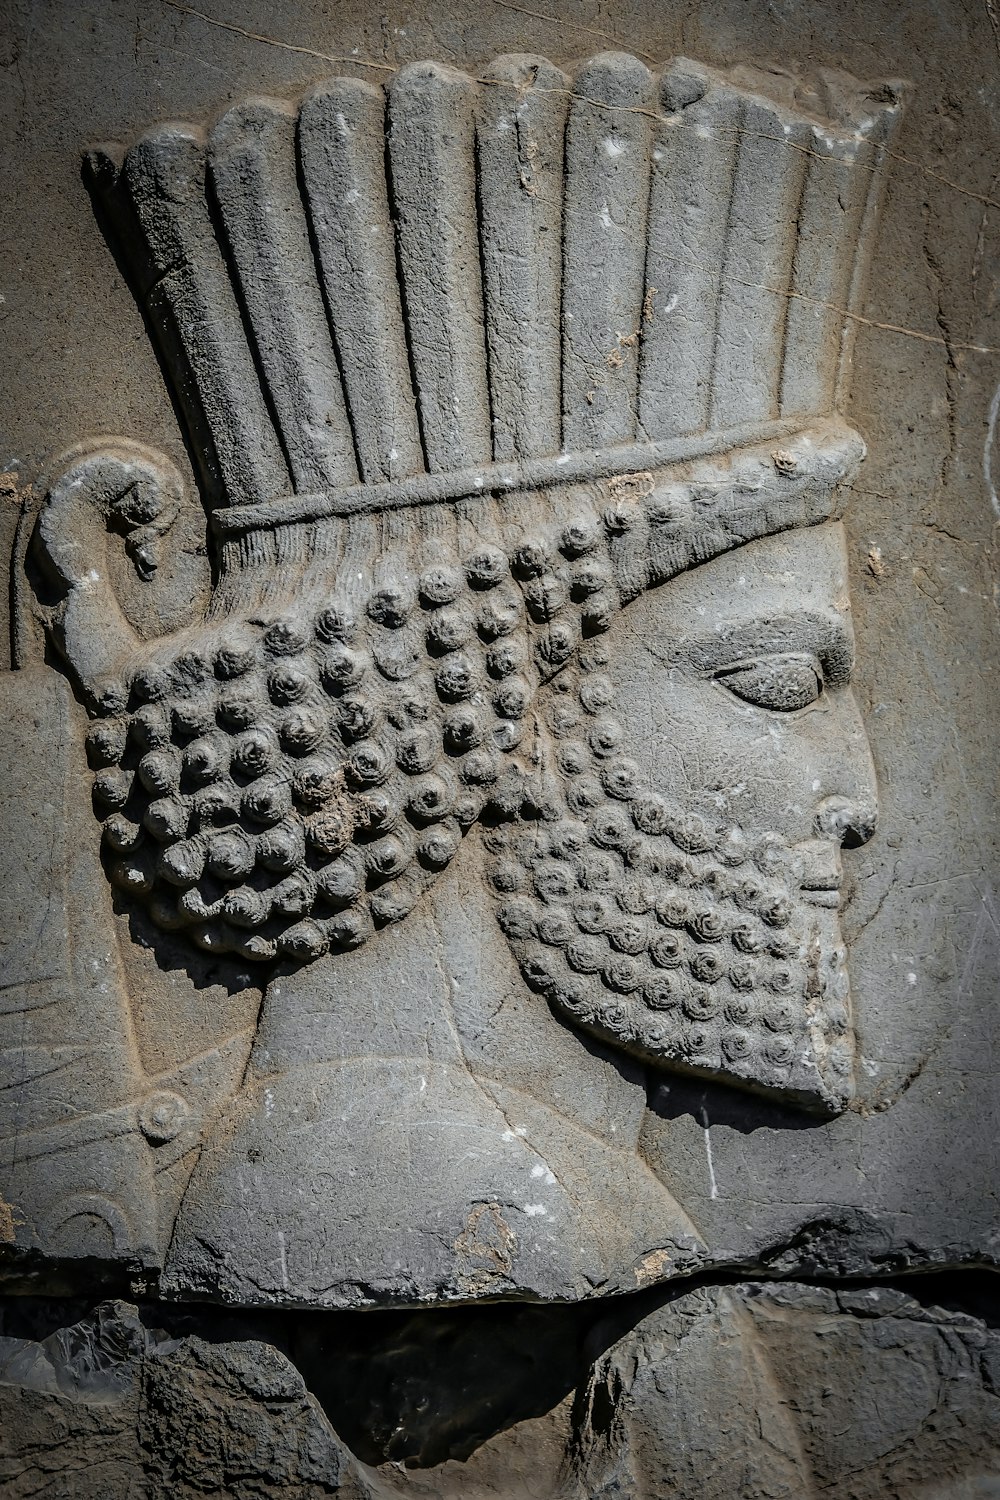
<box><xmin>473</xmin><ymin>121</ymin><xmax>499</xmax><ymax>465</ymax></box>
<box><xmin>201</xmin><ymin>157</ymin><xmax>297</xmax><ymax>504</ymax></box>
<box><xmin>2</xmin><ymin>1265</ymin><xmax>997</xmax><ymax>1470</ymax></box>
<box><xmin>382</xmin><ymin>112</ymin><xmax>432</xmax><ymax>478</ymax></box>
<box><xmin>295</xmin><ymin>110</ymin><xmax>368</xmax><ymax>491</ymax></box>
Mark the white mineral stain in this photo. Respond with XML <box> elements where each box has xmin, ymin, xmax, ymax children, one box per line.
<box><xmin>700</xmin><ymin>1107</ymin><xmax>719</xmax><ymax>1200</ymax></box>
<box><xmin>984</xmin><ymin>380</ymin><xmax>1000</xmax><ymax>518</ymax></box>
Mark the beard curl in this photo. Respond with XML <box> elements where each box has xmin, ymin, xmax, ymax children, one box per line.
<box><xmin>486</xmin><ymin>644</ymin><xmax>856</xmax><ymax>1113</ymax></box>
<box><xmin>81</xmin><ymin>426</ymin><xmax>856</xmax><ymax>981</ymax></box>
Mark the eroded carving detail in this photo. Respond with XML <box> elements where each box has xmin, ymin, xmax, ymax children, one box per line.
<box><xmin>75</xmin><ymin>432</ymin><xmax>856</xmax><ymax>973</ymax></box>
<box><xmin>37</xmin><ymin>51</ymin><xmax>901</xmax><ymax>1150</ymax></box>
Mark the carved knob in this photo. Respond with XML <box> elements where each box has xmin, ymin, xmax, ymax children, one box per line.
<box><xmin>39</xmin><ymin>440</ymin><xmax>183</xmax><ymax>707</ymax></box>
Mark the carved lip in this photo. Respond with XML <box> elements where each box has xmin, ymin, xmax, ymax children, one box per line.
<box><xmin>793</xmin><ymin>840</ymin><xmax>844</xmax><ymax>906</ymax></box>
<box><xmin>802</xmin><ymin>888</ymin><xmax>841</xmax><ymax>908</ymax></box>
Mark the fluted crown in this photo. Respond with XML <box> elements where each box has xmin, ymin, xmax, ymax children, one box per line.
<box><xmin>87</xmin><ymin>52</ymin><xmax>901</xmax><ymax>530</ymax></box>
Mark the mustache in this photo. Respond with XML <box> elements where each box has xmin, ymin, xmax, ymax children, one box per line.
<box><xmin>484</xmin><ymin>657</ymin><xmax>855</xmax><ymax>1110</ymax></box>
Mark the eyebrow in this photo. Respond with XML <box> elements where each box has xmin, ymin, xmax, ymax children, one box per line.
<box><xmin>642</xmin><ymin>608</ymin><xmax>855</xmax><ymax>686</ymax></box>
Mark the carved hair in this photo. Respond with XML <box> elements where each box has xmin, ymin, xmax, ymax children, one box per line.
<box><xmin>42</xmin><ymin>52</ymin><xmax>893</xmax><ymax>978</ymax></box>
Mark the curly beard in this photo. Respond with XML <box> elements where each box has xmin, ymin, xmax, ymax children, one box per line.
<box><xmin>79</xmin><ymin>425</ymin><xmax>859</xmax><ymax>978</ymax></box>
<box><xmin>485</xmin><ymin>644</ymin><xmax>856</xmax><ymax>1114</ymax></box>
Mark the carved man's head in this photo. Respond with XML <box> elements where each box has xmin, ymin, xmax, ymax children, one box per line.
<box><xmin>40</xmin><ymin>50</ymin><xmax>898</xmax><ymax>1114</ymax></box>
<box><xmin>488</xmin><ymin>513</ymin><xmax>878</xmax><ymax>1112</ymax></box>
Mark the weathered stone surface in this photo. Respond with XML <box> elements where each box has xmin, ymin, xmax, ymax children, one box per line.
<box><xmin>1</xmin><ymin>0</ymin><xmax>999</xmax><ymax>1487</ymax></box>
<box><xmin>571</xmin><ymin>1282</ymin><xmax>1000</xmax><ymax>1499</ymax></box>
<box><xmin>0</xmin><ymin>1300</ymin><xmax>374</xmax><ymax>1499</ymax></box>
<box><xmin>1</xmin><ymin>31</ymin><xmax>944</xmax><ymax>1310</ymax></box>
<box><xmin>1</xmin><ymin>1286</ymin><xmax>998</xmax><ymax>1497</ymax></box>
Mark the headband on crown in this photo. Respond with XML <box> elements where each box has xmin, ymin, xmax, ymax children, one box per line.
<box><xmin>81</xmin><ymin>51</ymin><xmax>900</xmax><ymax>546</ymax></box>
<box><xmin>36</xmin><ymin>51</ymin><xmax>899</xmax><ymax>986</ymax></box>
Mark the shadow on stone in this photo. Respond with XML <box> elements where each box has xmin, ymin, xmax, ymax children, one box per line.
<box><xmin>647</xmin><ymin>1070</ymin><xmax>830</xmax><ymax>1132</ymax></box>
<box><xmin>287</xmin><ymin>1301</ymin><xmax>592</xmax><ymax>1467</ymax></box>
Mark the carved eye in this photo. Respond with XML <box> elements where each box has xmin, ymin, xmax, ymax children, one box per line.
<box><xmin>714</xmin><ymin>653</ymin><xmax>823</xmax><ymax>712</ymax></box>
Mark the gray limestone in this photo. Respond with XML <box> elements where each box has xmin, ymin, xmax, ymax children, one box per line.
<box><xmin>298</xmin><ymin>76</ymin><xmax>425</xmax><ymax>485</ymax></box>
<box><xmin>1</xmin><ymin>0</ymin><xmax>998</xmax><ymax>1490</ymax></box>
<box><xmin>1</xmin><ymin>1286</ymin><xmax>998</xmax><ymax>1497</ymax></box>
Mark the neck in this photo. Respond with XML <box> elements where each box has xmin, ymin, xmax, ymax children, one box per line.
<box><xmin>162</xmin><ymin>830</ymin><xmax>704</xmax><ymax>1308</ymax></box>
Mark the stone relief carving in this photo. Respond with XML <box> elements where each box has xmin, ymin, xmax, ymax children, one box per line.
<box><xmin>9</xmin><ymin>50</ymin><xmax>905</xmax><ymax>1306</ymax></box>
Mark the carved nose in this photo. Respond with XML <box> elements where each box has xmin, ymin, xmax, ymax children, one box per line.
<box><xmin>814</xmin><ymin>795</ymin><xmax>878</xmax><ymax>849</ymax></box>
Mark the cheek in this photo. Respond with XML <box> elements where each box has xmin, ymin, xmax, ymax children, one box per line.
<box><xmin>613</xmin><ymin>657</ymin><xmax>831</xmax><ymax>838</ymax></box>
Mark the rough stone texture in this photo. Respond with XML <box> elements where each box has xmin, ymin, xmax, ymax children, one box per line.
<box><xmin>5</xmin><ymin>25</ymin><xmax>912</xmax><ymax>1309</ymax></box>
<box><xmin>1</xmin><ymin>0</ymin><xmax>999</xmax><ymax>1489</ymax></box>
<box><xmin>573</xmin><ymin>1282</ymin><xmax>1000</xmax><ymax>1498</ymax></box>
<box><xmin>0</xmin><ymin>1286</ymin><xmax>998</xmax><ymax>1497</ymax></box>
<box><xmin>0</xmin><ymin>1300</ymin><xmax>374</xmax><ymax>1499</ymax></box>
